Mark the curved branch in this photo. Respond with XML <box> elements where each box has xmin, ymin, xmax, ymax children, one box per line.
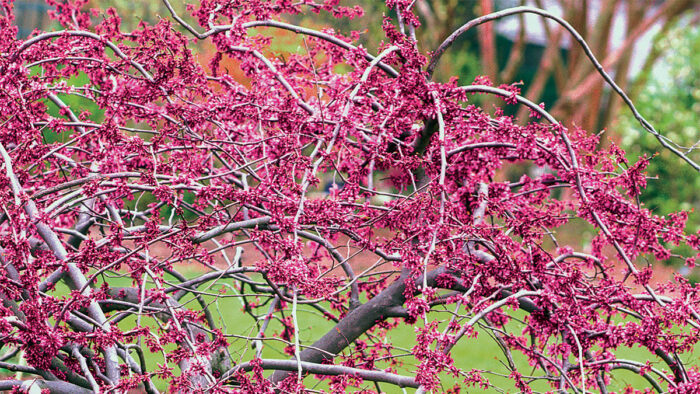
<box><xmin>242</xmin><ymin>20</ymin><xmax>399</xmax><ymax>77</ymax></box>
<box><xmin>193</xmin><ymin>216</ymin><xmax>272</xmax><ymax>243</ymax></box>
<box><xmin>16</xmin><ymin>31</ymin><xmax>155</xmax><ymax>83</ymax></box>
<box><xmin>0</xmin><ymin>142</ymin><xmax>120</xmax><ymax>383</ymax></box>
<box><xmin>457</xmin><ymin>84</ymin><xmax>559</xmax><ymax>125</ymax></box>
<box><xmin>588</xmin><ymin>358</ymin><xmax>674</xmax><ymax>391</ymax></box>
<box><xmin>447</xmin><ymin>142</ymin><xmax>516</xmax><ymax>157</ymax></box>
<box><xmin>221</xmin><ymin>359</ymin><xmax>419</xmax><ymax>388</ymax></box>
<box><xmin>608</xmin><ymin>365</ymin><xmax>664</xmax><ymax>393</ymax></box>
<box><xmin>429</xmin><ymin>6</ymin><xmax>699</xmax><ymax>171</ymax></box>
<box><xmin>0</xmin><ymin>380</ymin><xmax>93</xmax><ymax>394</ymax></box>
<box><xmin>160</xmin><ymin>0</ymin><xmax>398</xmax><ymax>77</ymax></box>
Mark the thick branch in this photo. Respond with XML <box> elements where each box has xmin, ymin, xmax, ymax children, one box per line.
<box><xmin>0</xmin><ymin>379</ymin><xmax>92</xmax><ymax>394</ymax></box>
<box><xmin>270</xmin><ymin>267</ymin><xmax>468</xmax><ymax>384</ymax></box>
<box><xmin>223</xmin><ymin>359</ymin><xmax>418</xmax><ymax>388</ymax></box>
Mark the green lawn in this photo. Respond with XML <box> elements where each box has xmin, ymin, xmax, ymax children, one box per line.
<box><xmin>1</xmin><ymin>269</ymin><xmax>692</xmax><ymax>393</ymax></box>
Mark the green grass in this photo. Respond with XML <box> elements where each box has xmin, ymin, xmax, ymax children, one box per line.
<box><xmin>166</xmin><ymin>276</ymin><xmax>672</xmax><ymax>393</ymax></box>
<box><xmin>1</xmin><ymin>270</ymin><xmax>694</xmax><ymax>393</ymax></box>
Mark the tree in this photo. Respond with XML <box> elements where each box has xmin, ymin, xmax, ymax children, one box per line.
<box><xmin>429</xmin><ymin>0</ymin><xmax>697</xmax><ymax>134</ymax></box>
<box><xmin>0</xmin><ymin>1</ymin><xmax>699</xmax><ymax>393</ymax></box>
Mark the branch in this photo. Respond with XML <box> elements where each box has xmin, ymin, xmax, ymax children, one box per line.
<box><xmin>269</xmin><ymin>267</ymin><xmax>472</xmax><ymax>384</ymax></box>
<box><xmin>222</xmin><ymin>359</ymin><xmax>419</xmax><ymax>388</ymax></box>
<box><xmin>0</xmin><ymin>380</ymin><xmax>92</xmax><ymax>394</ymax></box>
<box><xmin>193</xmin><ymin>216</ymin><xmax>271</xmax><ymax>243</ymax></box>
<box><xmin>16</xmin><ymin>31</ymin><xmax>155</xmax><ymax>83</ymax></box>
<box><xmin>428</xmin><ymin>6</ymin><xmax>699</xmax><ymax>171</ymax></box>
<box><xmin>0</xmin><ymin>142</ymin><xmax>120</xmax><ymax>383</ymax></box>
<box><xmin>161</xmin><ymin>0</ymin><xmax>398</xmax><ymax>77</ymax></box>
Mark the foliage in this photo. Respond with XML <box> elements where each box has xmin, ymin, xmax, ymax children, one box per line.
<box><xmin>618</xmin><ymin>25</ymin><xmax>700</xmax><ymax>233</ymax></box>
<box><xmin>0</xmin><ymin>1</ymin><xmax>699</xmax><ymax>393</ymax></box>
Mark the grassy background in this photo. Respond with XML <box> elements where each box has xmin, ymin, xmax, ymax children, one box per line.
<box><xmin>2</xmin><ymin>266</ymin><xmax>690</xmax><ymax>393</ymax></box>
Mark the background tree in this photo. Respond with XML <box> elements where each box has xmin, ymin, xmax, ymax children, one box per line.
<box><xmin>0</xmin><ymin>1</ymin><xmax>699</xmax><ymax>393</ymax></box>
<box><xmin>615</xmin><ymin>23</ymin><xmax>700</xmax><ymax>278</ymax></box>
<box><xmin>450</xmin><ymin>0</ymin><xmax>698</xmax><ymax>134</ymax></box>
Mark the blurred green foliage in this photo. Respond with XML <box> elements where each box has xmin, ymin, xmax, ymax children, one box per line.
<box><xmin>617</xmin><ymin>25</ymin><xmax>700</xmax><ymax>233</ymax></box>
<box><xmin>288</xmin><ymin>1</ymin><xmax>484</xmax><ymax>81</ymax></box>
<box><xmin>88</xmin><ymin>0</ymin><xmax>179</xmax><ymax>31</ymax></box>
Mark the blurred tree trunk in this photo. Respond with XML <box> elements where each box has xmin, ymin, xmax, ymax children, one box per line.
<box><xmin>457</xmin><ymin>0</ymin><xmax>696</xmax><ymax>133</ymax></box>
<box><xmin>553</xmin><ymin>0</ymin><xmax>694</xmax><ymax>132</ymax></box>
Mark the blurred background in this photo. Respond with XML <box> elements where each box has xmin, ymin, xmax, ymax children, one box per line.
<box><xmin>12</xmin><ymin>0</ymin><xmax>700</xmax><ymax>275</ymax></box>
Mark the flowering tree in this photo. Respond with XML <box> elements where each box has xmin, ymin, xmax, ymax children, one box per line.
<box><xmin>1</xmin><ymin>1</ymin><xmax>699</xmax><ymax>393</ymax></box>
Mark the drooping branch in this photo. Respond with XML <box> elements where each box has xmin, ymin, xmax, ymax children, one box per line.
<box><xmin>222</xmin><ymin>359</ymin><xmax>419</xmax><ymax>388</ymax></box>
<box><xmin>0</xmin><ymin>142</ymin><xmax>121</xmax><ymax>384</ymax></box>
<box><xmin>0</xmin><ymin>379</ymin><xmax>93</xmax><ymax>394</ymax></box>
<box><xmin>161</xmin><ymin>0</ymin><xmax>398</xmax><ymax>77</ymax></box>
<box><xmin>428</xmin><ymin>6</ymin><xmax>699</xmax><ymax>171</ymax></box>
